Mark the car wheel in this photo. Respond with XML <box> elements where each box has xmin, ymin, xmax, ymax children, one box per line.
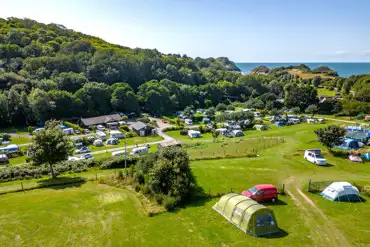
<box><xmin>272</xmin><ymin>197</ymin><xmax>277</xmax><ymax>203</ymax></box>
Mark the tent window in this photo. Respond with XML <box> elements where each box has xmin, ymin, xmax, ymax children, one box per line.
<box><xmin>256</xmin><ymin>213</ymin><xmax>275</xmax><ymax>228</ymax></box>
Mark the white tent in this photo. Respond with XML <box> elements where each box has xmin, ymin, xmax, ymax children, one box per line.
<box><xmin>320</xmin><ymin>182</ymin><xmax>362</xmax><ymax>202</ymax></box>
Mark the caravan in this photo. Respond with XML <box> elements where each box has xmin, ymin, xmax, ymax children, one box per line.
<box><xmin>96</xmin><ymin>131</ymin><xmax>107</xmax><ymax>140</ymax></box>
<box><xmin>130</xmin><ymin>146</ymin><xmax>148</xmax><ymax>155</ymax></box>
<box><xmin>110</xmin><ymin>130</ymin><xmax>125</xmax><ymax>139</ymax></box>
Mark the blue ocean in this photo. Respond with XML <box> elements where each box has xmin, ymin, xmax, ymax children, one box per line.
<box><xmin>236</xmin><ymin>63</ymin><xmax>370</xmax><ymax>78</ymax></box>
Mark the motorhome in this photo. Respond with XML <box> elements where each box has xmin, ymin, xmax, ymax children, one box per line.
<box><xmin>62</xmin><ymin>128</ymin><xmax>74</xmax><ymax>135</ymax></box>
<box><xmin>112</xmin><ymin>150</ymin><xmax>128</xmax><ymax>157</ymax></box>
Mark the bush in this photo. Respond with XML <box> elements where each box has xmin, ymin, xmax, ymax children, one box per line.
<box><xmin>180</xmin><ymin>129</ymin><xmax>188</xmax><ymax>136</ymax></box>
<box><xmin>163</xmin><ymin>195</ymin><xmax>177</xmax><ymax>211</ymax></box>
<box><xmin>141</xmin><ymin>184</ymin><xmax>150</xmax><ymax>194</ymax></box>
<box><xmin>0</xmin><ymin>133</ymin><xmax>11</xmax><ymax>141</ymax></box>
<box><xmin>162</xmin><ymin>116</ymin><xmax>178</xmax><ymax>125</ymax></box>
<box><xmin>154</xmin><ymin>194</ymin><xmax>164</xmax><ymax>205</ymax></box>
<box><xmin>119</xmin><ymin>124</ymin><xmax>129</xmax><ymax>132</ymax></box>
<box><xmin>163</xmin><ymin>126</ymin><xmax>182</xmax><ymax>132</ymax></box>
<box><xmin>136</xmin><ymin>117</ymin><xmax>150</xmax><ymax>123</ymax></box>
<box><xmin>64</xmin><ymin>121</ymin><xmax>84</xmax><ymax>132</ymax></box>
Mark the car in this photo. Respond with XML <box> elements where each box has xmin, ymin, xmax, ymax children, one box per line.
<box><xmin>304</xmin><ymin>149</ymin><xmax>327</xmax><ymax>166</ymax></box>
<box><xmin>93</xmin><ymin>139</ymin><xmax>103</xmax><ymax>147</ymax></box>
<box><xmin>80</xmin><ymin>153</ymin><xmax>94</xmax><ymax>160</ymax></box>
<box><xmin>242</xmin><ymin>184</ymin><xmax>279</xmax><ymax>203</ymax></box>
<box><xmin>162</xmin><ymin>119</ymin><xmax>167</xmax><ymax>123</ymax></box>
<box><xmin>75</xmin><ymin>146</ymin><xmax>90</xmax><ymax>154</ymax></box>
<box><xmin>145</xmin><ymin>143</ymin><xmax>150</xmax><ymax>148</ymax></box>
<box><xmin>75</xmin><ymin>129</ymin><xmax>81</xmax><ymax>134</ymax></box>
<box><xmin>0</xmin><ymin>154</ymin><xmax>9</xmax><ymax>164</ymax></box>
<box><xmin>84</xmin><ymin>129</ymin><xmax>90</xmax><ymax>134</ymax></box>
<box><xmin>97</xmin><ymin>125</ymin><xmax>106</xmax><ymax>131</ymax></box>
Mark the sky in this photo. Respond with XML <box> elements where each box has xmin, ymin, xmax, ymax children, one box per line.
<box><xmin>1</xmin><ymin>0</ymin><xmax>370</xmax><ymax>62</ymax></box>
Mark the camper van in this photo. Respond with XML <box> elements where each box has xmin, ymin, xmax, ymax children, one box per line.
<box><xmin>304</xmin><ymin>149</ymin><xmax>327</xmax><ymax>166</ymax></box>
<box><xmin>106</xmin><ymin>138</ymin><xmax>119</xmax><ymax>145</ymax></box>
<box><xmin>112</xmin><ymin>150</ymin><xmax>128</xmax><ymax>157</ymax></box>
<box><xmin>130</xmin><ymin>146</ymin><xmax>148</xmax><ymax>155</ymax></box>
<box><xmin>62</xmin><ymin>128</ymin><xmax>74</xmax><ymax>135</ymax></box>
<box><xmin>110</xmin><ymin>130</ymin><xmax>125</xmax><ymax>139</ymax></box>
<box><xmin>96</xmin><ymin>131</ymin><xmax>107</xmax><ymax>140</ymax></box>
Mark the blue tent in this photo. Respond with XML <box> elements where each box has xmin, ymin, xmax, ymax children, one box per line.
<box><xmin>337</xmin><ymin>139</ymin><xmax>360</xmax><ymax>150</ymax></box>
<box><xmin>362</xmin><ymin>153</ymin><xmax>370</xmax><ymax>160</ymax></box>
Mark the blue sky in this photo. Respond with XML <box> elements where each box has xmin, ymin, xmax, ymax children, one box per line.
<box><xmin>1</xmin><ymin>0</ymin><xmax>370</xmax><ymax>62</ymax></box>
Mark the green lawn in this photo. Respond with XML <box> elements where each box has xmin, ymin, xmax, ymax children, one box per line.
<box><xmin>0</xmin><ymin>137</ymin><xmax>31</xmax><ymax>147</ymax></box>
<box><xmin>317</xmin><ymin>87</ymin><xmax>336</xmax><ymax>96</ymax></box>
<box><xmin>1</xmin><ymin>121</ymin><xmax>370</xmax><ymax>246</ymax></box>
<box><xmin>87</xmin><ymin>135</ymin><xmax>162</xmax><ymax>152</ymax></box>
<box><xmin>0</xmin><ymin>126</ymin><xmax>30</xmax><ymax>135</ymax></box>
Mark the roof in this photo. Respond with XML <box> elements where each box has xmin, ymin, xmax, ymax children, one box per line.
<box><xmin>254</xmin><ymin>184</ymin><xmax>277</xmax><ymax>190</ymax></box>
<box><xmin>81</xmin><ymin>114</ymin><xmax>121</xmax><ymax>126</ymax></box>
<box><xmin>188</xmin><ymin>130</ymin><xmax>201</xmax><ymax>134</ymax></box>
<box><xmin>130</xmin><ymin>121</ymin><xmax>150</xmax><ymax>131</ymax></box>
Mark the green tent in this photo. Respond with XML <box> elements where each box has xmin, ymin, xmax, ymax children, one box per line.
<box><xmin>213</xmin><ymin>193</ymin><xmax>279</xmax><ymax>237</ymax></box>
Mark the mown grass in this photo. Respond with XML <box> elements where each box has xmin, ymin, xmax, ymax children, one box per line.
<box><xmin>317</xmin><ymin>87</ymin><xmax>337</xmax><ymax>96</ymax></box>
<box><xmin>1</xmin><ymin>121</ymin><xmax>370</xmax><ymax>246</ymax></box>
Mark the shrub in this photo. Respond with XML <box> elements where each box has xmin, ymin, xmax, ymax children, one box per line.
<box><xmin>141</xmin><ymin>184</ymin><xmax>150</xmax><ymax>195</ymax></box>
<box><xmin>154</xmin><ymin>194</ymin><xmax>164</xmax><ymax>205</ymax></box>
<box><xmin>163</xmin><ymin>195</ymin><xmax>177</xmax><ymax>211</ymax></box>
<box><xmin>64</xmin><ymin>121</ymin><xmax>84</xmax><ymax>132</ymax></box>
<box><xmin>0</xmin><ymin>133</ymin><xmax>11</xmax><ymax>141</ymax></box>
<box><xmin>162</xmin><ymin>116</ymin><xmax>178</xmax><ymax>125</ymax></box>
<box><xmin>136</xmin><ymin>117</ymin><xmax>150</xmax><ymax>123</ymax></box>
<box><xmin>119</xmin><ymin>124</ymin><xmax>129</xmax><ymax>132</ymax></box>
<box><xmin>163</xmin><ymin>126</ymin><xmax>182</xmax><ymax>132</ymax></box>
<box><xmin>180</xmin><ymin>129</ymin><xmax>188</xmax><ymax>135</ymax></box>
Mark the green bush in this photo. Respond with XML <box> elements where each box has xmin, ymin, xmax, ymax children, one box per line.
<box><xmin>136</xmin><ymin>117</ymin><xmax>150</xmax><ymax>123</ymax></box>
<box><xmin>180</xmin><ymin>129</ymin><xmax>188</xmax><ymax>135</ymax></box>
<box><xmin>163</xmin><ymin>195</ymin><xmax>177</xmax><ymax>211</ymax></box>
<box><xmin>119</xmin><ymin>124</ymin><xmax>129</xmax><ymax>132</ymax></box>
<box><xmin>162</xmin><ymin>116</ymin><xmax>178</xmax><ymax>124</ymax></box>
<box><xmin>64</xmin><ymin>121</ymin><xmax>84</xmax><ymax>132</ymax></box>
<box><xmin>163</xmin><ymin>126</ymin><xmax>182</xmax><ymax>132</ymax></box>
<box><xmin>0</xmin><ymin>133</ymin><xmax>11</xmax><ymax>141</ymax></box>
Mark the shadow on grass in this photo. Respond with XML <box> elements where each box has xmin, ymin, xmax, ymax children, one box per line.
<box><xmin>262</xmin><ymin>199</ymin><xmax>288</xmax><ymax>206</ymax></box>
<box><xmin>260</xmin><ymin>229</ymin><xmax>289</xmax><ymax>239</ymax></box>
<box><xmin>320</xmin><ymin>163</ymin><xmax>335</xmax><ymax>167</ymax></box>
<box><xmin>37</xmin><ymin>176</ymin><xmax>87</xmax><ymax>190</ymax></box>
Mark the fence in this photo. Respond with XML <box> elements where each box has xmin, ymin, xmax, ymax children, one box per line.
<box><xmin>308</xmin><ymin>180</ymin><xmax>333</xmax><ymax>193</ymax></box>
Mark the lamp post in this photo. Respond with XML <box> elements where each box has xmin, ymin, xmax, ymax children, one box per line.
<box><xmin>124</xmin><ymin>137</ymin><xmax>127</xmax><ymax>171</ymax></box>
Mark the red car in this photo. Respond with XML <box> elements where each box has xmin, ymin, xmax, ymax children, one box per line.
<box><xmin>162</xmin><ymin>119</ymin><xmax>167</xmax><ymax>123</ymax></box>
<box><xmin>242</xmin><ymin>184</ymin><xmax>278</xmax><ymax>203</ymax></box>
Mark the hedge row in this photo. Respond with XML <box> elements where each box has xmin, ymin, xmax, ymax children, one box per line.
<box><xmin>162</xmin><ymin>116</ymin><xmax>178</xmax><ymax>125</ymax></box>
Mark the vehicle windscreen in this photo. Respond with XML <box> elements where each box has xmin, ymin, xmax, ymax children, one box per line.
<box><xmin>316</xmin><ymin>154</ymin><xmax>325</xmax><ymax>159</ymax></box>
<box><xmin>248</xmin><ymin>186</ymin><xmax>258</xmax><ymax>194</ymax></box>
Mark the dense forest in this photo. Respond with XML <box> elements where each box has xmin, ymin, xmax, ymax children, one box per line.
<box><xmin>0</xmin><ymin>18</ymin><xmax>369</xmax><ymax>127</ymax></box>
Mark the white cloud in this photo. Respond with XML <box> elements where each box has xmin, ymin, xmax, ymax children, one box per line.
<box><xmin>334</xmin><ymin>50</ymin><xmax>370</xmax><ymax>55</ymax></box>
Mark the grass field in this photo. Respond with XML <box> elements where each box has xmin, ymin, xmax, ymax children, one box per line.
<box><xmin>0</xmin><ymin>121</ymin><xmax>370</xmax><ymax>246</ymax></box>
<box><xmin>288</xmin><ymin>69</ymin><xmax>335</xmax><ymax>79</ymax></box>
<box><xmin>317</xmin><ymin>87</ymin><xmax>337</xmax><ymax>96</ymax></box>
<box><xmin>0</xmin><ymin>137</ymin><xmax>31</xmax><ymax>147</ymax></box>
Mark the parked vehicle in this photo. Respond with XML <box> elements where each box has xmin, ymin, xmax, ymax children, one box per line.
<box><xmin>185</xmin><ymin>119</ymin><xmax>193</xmax><ymax>125</ymax></box>
<box><xmin>96</xmin><ymin>131</ymin><xmax>107</xmax><ymax>140</ymax></box>
<box><xmin>0</xmin><ymin>154</ymin><xmax>9</xmax><ymax>164</ymax></box>
<box><xmin>80</xmin><ymin>153</ymin><xmax>94</xmax><ymax>160</ymax></box>
<box><xmin>93</xmin><ymin>139</ymin><xmax>103</xmax><ymax>147</ymax></box>
<box><xmin>0</xmin><ymin>144</ymin><xmax>19</xmax><ymax>153</ymax></box>
<box><xmin>84</xmin><ymin>129</ymin><xmax>90</xmax><ymax>134</ymax></box>
<box><xmin>145</xmin><ymin>143</ymin><xmax>150</xmax><ymax>148</ymax></box>
<box><xmin>130</xmin><ymin>146</ymin><xmax>148</xmax><ymax>155</ymax></box>
<box><xmin>62</xmin><ymin>128</ymin><xmax>74</xmax><ymax>135</ymax></box>
<box><xmin>97</xmin><ymin>125</ymin><xmax>106</xmax><ymax>131</ymax></box>
<box><xmin>349</xmin><ymin>154</ymin><xmax>363</xmax><ymax>162</ymax></box>
<box><xmin>33</xmin><ymin>128</ymin><xmax>44</xmax><ymax>134</ymax></box>
<box><xmin>106</xmin><ymin>138</ymin><xmax>119</xmax><ymax>145</ymax></box>
<box><xmin>110</xmin><ymin>130</ymin><xmax>125</xmax><ymax>139</ymax></box>
<box><xmin>304</xmin><ymin>149</ymin><xmax>327</xmax><ymax>166</ymax></box>
<box><xmin>112</xmin><ymin>150</ymin><xmax>127</xmax><ymax>157</ymax></box>
<box><xmin>76</xmin><ymin>146</ymin><xmax>90</xmax><ymax>154</ymax></box>
<box><xmin>162</xmin><ymin>119</ymin><xmax>167</xmax><ymax>123</ymax></box>
<box><xmin>242</xmin><ymin>184</ymin><xmax>279</xmax><ymax>203</ymax></box>
<box><xmin>75</xmin><ymin>129</ymin><xmax>81</xmax><ymax>134</ymax></box>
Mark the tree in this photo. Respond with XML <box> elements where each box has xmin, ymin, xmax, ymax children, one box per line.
<box><xmin>147</xmin><ymin>147</ymin><xmax>194</xmax><ymax>203</ymax></box>
<box><xmin>205</xmin><ymin>107</ymin><xmax>216</xmax><ymax>120</ymax></box>
<box><xmin>110</xmin><ymin>85</ymin><xmax>139</xmax><ymax>113</ymax></box>
<box><xmin>291</xmin><ymin>107</ymin><xmax>301</xmax><ymax>115</ymax></box>
<box><xmin>215</xmin><ymin>103</ymin><xmax>227</xmax><ymax>112</ymax></box>
<box><xmin>314</xmin><ymin>125</ymin><xmax>346</xmax><ymax>150</ymax></box>
<box><xmin>284</xmin><ymin>84</ymin><xmax>318</xmax><ymax>111</ymax></box>
<box><xmin>212</xmin><ymin>130</ymin><xmax>220</xmax><ymax>142</ymax></box>
<box><xmin>28</xmin><ymin>120</ymin><xmax>74</xmax><ymax>177</ymax></box>
<box><xmin>305</xmin><ymin>104</ymin><xmax>319</xmax><ymax>117</ymax></box>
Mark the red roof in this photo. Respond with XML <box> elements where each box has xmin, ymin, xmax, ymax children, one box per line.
<box><xmin>254</xmin><ymin>184</ymin><xmax>277</xmax><ymax>190</ymax></box>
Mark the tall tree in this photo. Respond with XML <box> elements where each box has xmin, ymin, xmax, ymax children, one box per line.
<box><xmin>314</xmin><ymin>125</ymin><xmax>346</xmax><ymax>150</ymax></box>
<box><xmin>28</xmin><ymin>120</ymin><xmax>74</xmax><ymax>177</ymax></box>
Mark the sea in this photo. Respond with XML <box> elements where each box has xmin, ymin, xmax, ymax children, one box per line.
<box><xmin>236</xmin><ymin>63</ymin><xmax>370</xmax><ymax>78</ymax></box>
